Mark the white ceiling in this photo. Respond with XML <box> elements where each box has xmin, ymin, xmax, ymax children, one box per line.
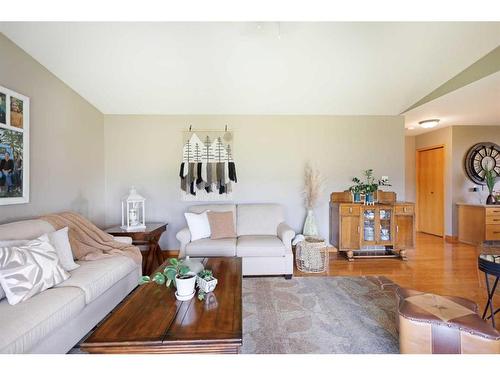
<box><xmin>404</xmin><ymin>71</ymin><xmax>500</xmax><ymax>135</ymax></box>
<box><xmin>1</xmin><ymin>22</ymin><xmax>500</xmax><ymax>115</ymax></box>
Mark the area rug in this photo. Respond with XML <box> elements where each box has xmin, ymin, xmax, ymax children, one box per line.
<box><xmin>242</xmin><ymin>276</ymin><xmax>399</xmax><ymax>354</ymax></box>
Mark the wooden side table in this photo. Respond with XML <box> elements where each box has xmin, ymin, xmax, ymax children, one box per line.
<box><xmin>105</xmin><ymin>223</ymin><xmax>167</xmax><ymax>275</ymax></box>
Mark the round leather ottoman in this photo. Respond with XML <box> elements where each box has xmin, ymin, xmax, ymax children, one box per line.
<box><xmin>396</xmin><ymin>288</ymin><xmax>500</xmax><ymax>354</ymax></box>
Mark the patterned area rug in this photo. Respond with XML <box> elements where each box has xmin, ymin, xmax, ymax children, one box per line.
<box><xmin>242</xmin><ymin>276</ymin><xmax>399</xmax><ymax>354</ymax></box>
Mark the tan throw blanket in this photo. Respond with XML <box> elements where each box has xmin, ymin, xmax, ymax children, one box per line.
<box><xmin>41</xmin><ymin>212</ymin><xmax>142</xmax><ymax>265</ymax></box>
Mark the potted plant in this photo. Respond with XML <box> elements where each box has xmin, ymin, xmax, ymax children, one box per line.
<box><xmin>196</xmin><ymin>269</ymin><xmax>218</xmax><ymax>301</ymax></box>
<box><xmin>349</xmin><ymin>177</ymin><xmax>365</xmax><ymax>202</ymax></box>
<box><xmin>349</xmin><ymin>170</ymin><xmax>391</xmax><ymax>205</ymax></box>
<box><xmin>197</xmin><ymin>269</ymin><xmax>218</xmax><ymax>293</ymax></box>
<box><xmin>363</xmin><ymin>169</ymin><xmax>379</xmax><ymax>204</ymax></box>
<box><xmin>139</xmin><ymin>258</ymin><xmax>197</xmax><ymax>301</ymax></box>
<box><xmin>484</xmin><ymin>168</ymin><xmax>498</xmax><ymax>205</ymax></box>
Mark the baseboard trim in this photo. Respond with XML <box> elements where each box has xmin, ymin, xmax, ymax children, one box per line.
<box><xmin>445</xmin><ymin>235</ymin><xmax>459</xmax><ymax>243</ymax></box>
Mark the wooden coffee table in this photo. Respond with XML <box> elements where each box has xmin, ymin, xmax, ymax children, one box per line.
<box><xmin>80</xmin><ymin>257</ymin><xmax>242</xmax><ymax>354</ymax></box>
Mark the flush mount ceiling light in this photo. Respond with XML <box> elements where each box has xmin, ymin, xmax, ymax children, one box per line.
<box><xmin>419</xmin><ymin>119</ymin><xmax>440</xmax><ymax>129</ymax></box>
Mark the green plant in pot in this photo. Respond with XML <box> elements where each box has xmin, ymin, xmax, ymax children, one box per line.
<box><xmin>349</xmin><ymin>177</ymin><xmax>365</xmax><ymax>202</ymax></box>
<box><xmin>139</xmin><ymin>258</ymin><xmax>197</xmax><ymax>301</ymax></box>
<box><xmin>484</xmin><ymin>168</ymin><xmax>498</xmax><ymax>205</ymax></box>
<box><xmin>196</xmin><ymin>269</ymin><xmax>218</xmax><ymax>301</ymax></box>
<box><xmin>363</xmin><ymin>169</ymin><xmax>379</xmax><ymax>203</ymax></box>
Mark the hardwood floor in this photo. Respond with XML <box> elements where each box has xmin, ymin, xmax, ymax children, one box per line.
<box><xmin>294</xmin><ymin>232</ymin><xmax>500</xmax><ymax>326</ymax></box>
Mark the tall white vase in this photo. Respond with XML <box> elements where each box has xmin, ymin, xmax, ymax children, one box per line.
<box><xmin>303</xmin><ymin>209</ymin><xmax>319</xmax><ymax>237</ymax></box>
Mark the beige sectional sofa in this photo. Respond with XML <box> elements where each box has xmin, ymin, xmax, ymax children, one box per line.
<box><xmin>176</xmin><ymin>203</ymin><xmax>295</xmax><ymax>278</ymax></box>
<box><xmin>0</xmin><ymin>219</ymin><xmax>140</xmax><ymax>354</ymax></box>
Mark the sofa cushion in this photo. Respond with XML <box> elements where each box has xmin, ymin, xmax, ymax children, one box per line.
<box><xmin>0</xmin><ymin>219</ymin><xmax>55</xmax><ymax>241</ymax></box>
<box><xmin>236</xmin><ymin>204</ymin><xmax>285</xmax><ymax>236</ymax></box>
<box><xmin>186</xmin><ymin>238</ymin><xmax>236</xmax><ymax>257</ymax></box>
<box><xmin>55</xmin><ymin>256</ymin><xmax>138</xmax><ymax>304</ymax></box>
<box><xmin>188</xmin><ymin>204</ymin><xmax>236</xmax><ymax>228</ymax></box>
<box><xmin>237</xmin><ymin>235</ymin><xmax>286</xmax><ymax>257</ymax></box>
<box><xmin>0</xmin><ymin>286</ymin><xmax>85</xmax><ymax>353</ymax></box>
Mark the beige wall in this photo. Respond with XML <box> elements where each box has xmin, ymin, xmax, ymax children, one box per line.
<box><xmin>405</xmin><ymin>136</ymin><xmax>416</xmax><ymax>202</ymax></box>
<box><xmin>0</xmin><ymin>34</ymin><xmax>105</xmax><ymax>225</ymax></box>
<box><xmin>451</xmin><ymin>125</ymin><xmax>500</xmax><ymax>234</ymax></box>
<box><xmin>104</xmin><ymin>115</ymin><xmax>405</xmax><ymax>249</ymax></box>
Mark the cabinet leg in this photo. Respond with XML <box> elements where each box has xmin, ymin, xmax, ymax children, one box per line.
<box><xmin>346</xmin><ymin>250</ymin><xmax>354</xmax><ymax>262</ymax></box>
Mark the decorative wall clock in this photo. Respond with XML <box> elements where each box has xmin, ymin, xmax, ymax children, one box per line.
<box><xmin>464</xmin><ymin>142</ymin><xmax>500</xmax><ymax>185</ymax></box>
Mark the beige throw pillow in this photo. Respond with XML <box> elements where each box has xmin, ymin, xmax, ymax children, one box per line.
<box><xmin>207</xmin><ymin>211</ymin><xmax>236</xmax><ymax>239</ymax></box>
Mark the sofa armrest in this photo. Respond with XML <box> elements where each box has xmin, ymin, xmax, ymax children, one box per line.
<box><xmin>176</xmin><ymin>227</ymin><xmax>191</xmax><ymax>258</ymax></box>
<box><xmin>113</xmin><ymin>236</ymin><xmax>133</xmax><ymax>245</ymax></box>
<box><xmin>277</xmin><ymin>222</ymin><xmax>295</xmax><ymax>251</ymax></box>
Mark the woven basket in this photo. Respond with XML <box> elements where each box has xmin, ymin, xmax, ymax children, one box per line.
<box><xmin>295</xmin><ymin>236</ymin><xmax>329</xmax><ymax>273</ymax></box>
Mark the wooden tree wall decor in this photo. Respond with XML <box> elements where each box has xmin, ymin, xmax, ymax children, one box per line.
<box><xmin>180</xmin><ymin>130</ymin><xmax>237</xmax><ymax>201</ymax></box>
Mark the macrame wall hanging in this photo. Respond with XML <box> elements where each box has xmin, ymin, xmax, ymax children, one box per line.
<box><xmin>180</xmin><ymin>127</ymin><xmax>237</xmax><ymax>201</ymax></box>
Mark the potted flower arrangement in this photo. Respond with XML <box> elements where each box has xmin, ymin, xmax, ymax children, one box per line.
<box><xmin>349</xmin><ymin>169</ymin><xmax>391</xmax><ymax>205</ymax></box>
<box><xmin>302</xmin><ymin>163</ymin><xmax>324</xmax><ymax>236</ymax></box>
<box><xmin>139</xmin><ymin>258</ymin><xmax>197</xmax><ymax>301</ymax></box>
<box><xmin>196</xmin><ymin>269</ymin><xmax>218</xmax><ymax>301</ymax></box>
<box><xmin>484</xmin><ymin>168</ymin><xmax>498</xmax><ymax>205</ymax></box>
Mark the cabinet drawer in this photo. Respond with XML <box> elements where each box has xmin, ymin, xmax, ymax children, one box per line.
<box><xmin>485</xmin><ymin>225</ymin><xmax>500</xmax><ymax>241</ymax></box>
<box><xmin>341</xmin><ymin>205</ymin><xmax>360</xmax><ymax>216</ymax></box>
<box><xmin>395</xmin><ymin>205</ymin><xmax>414</xmax><ymax>215</ymax></box>
<box><xmin>486</xmin><ymin>216</ymin><xmax>500</xmax><ymax>224</ymax></box>
<box><xmin>486</xmin><ymin>207</ymin><xmax>500</xmax><ymax>217</ymax></box>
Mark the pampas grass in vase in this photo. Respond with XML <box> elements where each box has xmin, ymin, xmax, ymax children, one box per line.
<box><xmin>302</xmin><ymin>163</ymin><xmax>324</xmax><ymax>237</ymax></box>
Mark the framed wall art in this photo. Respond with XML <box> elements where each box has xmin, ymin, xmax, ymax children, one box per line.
<box><xmin>0</xmin><ymin>85</ymin><xmax>29</xmax><ymax>205</ymax></box>
<box><xmin>180</xmin><ymin>129</ymin><xmax>237</xmax><ymax>201</ymax></box>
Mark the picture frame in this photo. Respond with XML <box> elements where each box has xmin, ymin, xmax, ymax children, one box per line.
<box><xmin>0</xmin><ymin>85</ymin><xmax>29</xmax><ymax>205</ymax></box>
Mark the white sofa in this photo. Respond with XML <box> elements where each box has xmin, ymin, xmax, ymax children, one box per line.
<box><xmin>0</xmin><ymin>219</ymin><xmax>140</xmax><ymax>354</ymax></box>
<box><xmin>176</xmin><ymin>204</ymin><xmax>295</xmax><ymax>278</ymax></box>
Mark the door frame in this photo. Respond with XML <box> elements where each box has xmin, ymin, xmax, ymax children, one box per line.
<box><xmin>415</xmin><ymin>144</ymin><xmax>445</xmax><ymax>237</ymax></box>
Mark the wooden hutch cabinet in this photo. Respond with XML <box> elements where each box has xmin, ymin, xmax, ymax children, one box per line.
<box><xmin>330</xmin><ymin>192</ymin><xmax>415</xmax><ymax>261</ymax></box>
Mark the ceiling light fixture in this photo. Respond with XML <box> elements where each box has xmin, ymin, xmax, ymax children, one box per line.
<box><xmin>419</xmin><ymin>119</ymin><xmax>440</xmax><ymax>129</ymax></box>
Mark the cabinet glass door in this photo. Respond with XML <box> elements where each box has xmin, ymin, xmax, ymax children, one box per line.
<box><xmin>379</xmin><ymin>208</ymin><xmax>392</xmax><ymax>242</ymax></box>
<box><xmin>363</xmin><ymin>209</ymin><xmax>376</xmax><ymax>242</ymax></box>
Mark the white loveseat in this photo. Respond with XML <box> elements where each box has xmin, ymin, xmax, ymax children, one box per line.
<box><xmin>176</xmin><ymin>204</ymin><xmax>295</xmax><ymax>278</ymax></box>
<box><xmin>0</xmin><ymin>219</ymin><xmax>140</xmax><ymax>354</ymax></box>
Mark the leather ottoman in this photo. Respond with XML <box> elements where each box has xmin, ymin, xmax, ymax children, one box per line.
<box><xmin>396</xmin><ymin>288</ymin><xmax>500</xmax><ymax>354</ymax></box>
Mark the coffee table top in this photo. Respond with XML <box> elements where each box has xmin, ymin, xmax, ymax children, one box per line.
<box><xmin>81</xmin><ymin>257</ymin><xmax>242</xmax><ymax>353</ymax></box>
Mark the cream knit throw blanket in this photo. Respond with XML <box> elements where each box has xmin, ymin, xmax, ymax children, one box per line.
<box><xmin>41</xmin><ymin>211</ymin><xmax>142</xmax><ymax>265</ymax></box>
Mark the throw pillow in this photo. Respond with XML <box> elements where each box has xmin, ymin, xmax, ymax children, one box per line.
<box><xmin>184</xmin><ymin>210</ymin><xmax>211</xmax><ymax>241</ymax></box>
<box><xmin>207</xmin><ymin>211</ymin><xmax>236</xmax><ymax>239</ymax></box>
<box><xmin>0</xmin><ymin>240</ymin><xmax>29</xmax><ymax>301</ymax></box>
<box><xmin>0</xmin><ymin>234</ymin><xmax>70</xmax><ymax>305</ymax></box>
<box><xmin>47</xmin><ymin>227</ymin><xmax>80</xmax><ymax>272</ymax></box>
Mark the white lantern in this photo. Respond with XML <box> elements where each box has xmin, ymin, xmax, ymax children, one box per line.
<box><xmin>121</xmin><ymin>187</ymin><xmax>146</xmax><ymax>231</ymax></box>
